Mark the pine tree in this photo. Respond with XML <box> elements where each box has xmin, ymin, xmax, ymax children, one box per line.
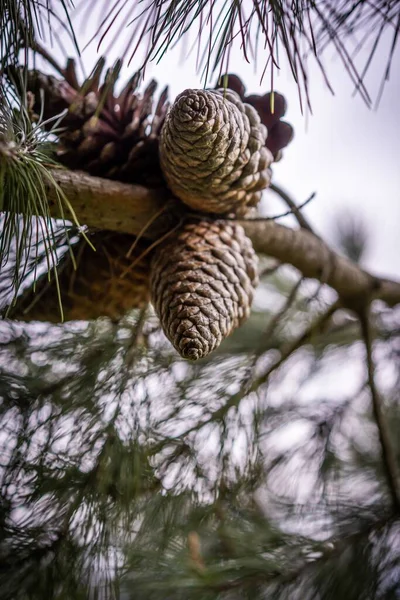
<box><xmin>1</xmin><ymin>2</ymin><xmax>400</xmax><ymax>599</ymax></box>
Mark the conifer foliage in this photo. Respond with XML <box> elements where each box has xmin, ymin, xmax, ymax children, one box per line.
<box><xmin>0</xmin><ymin>2</ymin><xmax>400</xmax><ymax>599</ymax></box>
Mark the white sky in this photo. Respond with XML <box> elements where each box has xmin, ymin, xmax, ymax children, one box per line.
<box><xmin>46</xmin><ymin>3</ymin><xmax>400</xmax><ymax>279</ymax></box>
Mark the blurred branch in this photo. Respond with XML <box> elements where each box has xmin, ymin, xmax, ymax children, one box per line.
<box><xmin>275</xmin><ymin>515</ymin><xmax>395</xmax><ymax>588</ymax></box>
<box><xmin>243</xmin><ymin>219</ymin><xmax>400</xmax><ymax>308</ymax></box>
<box><xmin>359</xmin><ymin>309</ymin><xmax>400</xmax><ymax>512</ymax></box>
<box><xmin>269</xmin><ymin>183</ymin><xmax>315</xmax><ymax>233</ymax></box>
<box><xmin>249</xmin><ymin>299</ymin><xmax>341</xmax><ymax>390</ymax></box>
<box><xmin>251</xmin><ymin>277</ymin><xmax>304</xmax><ymax>361</ymax></box>
<box><xmin>219</xmin><ymin>516</ymin><xmax>395</xmax><ymax>592</ymax></box>
<box><xmin>174</xmin><ymin>300</ymin><xmax>341</xmax><ymax>439</ymax></box>
<box><xmin>29</xmin><ymin>40</ymin><xmax>67</xmax><ymax>79</ymax></box>
<box><xmin>17</xmin><ymin>168</ymin><xmax>400</xmax><ymax>309</ymax></box>
<box><xmin>125</xmin><ymin>306</ymin><xmax>148</xmax><ymax>367</ymax></box>
<box><xmin>214</xmin><ymin>307</ymin><xmax>400</xmax><ymax>358</ymax></box>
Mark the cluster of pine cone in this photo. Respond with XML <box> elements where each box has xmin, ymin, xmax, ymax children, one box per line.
<box><xmin>7</xmin><ymin>62</ymin><xmax>293</xmax><ymax>360</ymax></box>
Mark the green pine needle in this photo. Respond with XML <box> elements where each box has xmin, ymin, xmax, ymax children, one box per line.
<box><xmin>0</xmin><ymin>87</ymin><xmax>88</xmax><ymax>321</ymax></box>
<box><xmin>81</xmin><ymin>0</ymin><xmax>400</xmax><ymax>106</ymax></box>
<box><xmin>1</xmin><ymin>0</ymin><xmax>79</xmax><ymax>73</ymax></box>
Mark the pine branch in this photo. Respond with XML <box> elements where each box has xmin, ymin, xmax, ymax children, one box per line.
<box><xmin>359</xmin><ymin>308</ymin><xmax>400</xmax><ymax>512</ymax></box>
<box><xmin>122</xmin><ymin>500</ymin><xmax>398</xmax><ymax>597</ymax></box>
<box><xmin>243</xmin><ymin>219</ymin><xmax>400</xmax><ymax>308</ymax></box>
<box><xmin>40</xmin><ymin>168</ymin><xmax>400</xmax><ymax>309</ymax></box>
<box><xmin>44</xmin><ymin>169</ymin><xmax>171</xmax><ymax>238</ymax></box>
<box><xmin>0</xmin><ymin>100</ymin><xmax>89</xmax><ymax>314</ymax></box>
<box><xmin>250</xmin><ymin>515</ymin><xmax>396</xmax><ymax>590</ymax></box>
<box><xmin>164</xmin><ymin>300</ymin><xmax>341</xmax><ymax>440</ymax></box>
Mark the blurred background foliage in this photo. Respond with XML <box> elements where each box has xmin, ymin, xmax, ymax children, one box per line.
<box><xmin>1</xmin><ymin>212</ymin><xmax>399</xmax><ymax>599</ymax></box>
<box><xmin>1</xmin><ymin>1</ymin><xmax>400</xmax><ymax>598</ymax></box>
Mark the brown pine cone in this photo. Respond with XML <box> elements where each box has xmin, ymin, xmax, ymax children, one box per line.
<box><xmin>7</xmin><ymin>61</ymin><xmax>169</xmax><ymax>187</ymax></box>
<box><xmin>159</xmin><ymin>88</ymin><xmax>273</xmax><ymax>215</ymax></box>
<box><xmin>10</xmin><ymin>231</ymin><xmax>151</xmax><ymax>323</ymax></box>
<box><xmin>150</xmin><ymin>220</ymin><xmax>258</xmax><ymax>360</ymax></box>
<box><xmin>216</xmin><ymin>74</ymin><xmax>294</xmax><ymax>161</ymax></box>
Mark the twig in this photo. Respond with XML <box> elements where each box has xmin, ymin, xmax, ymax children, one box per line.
<box><xmin>252</xmin><ymin>277</ymin><xmax>304</xmax><ymax>362</ymax></box>
<box><xmin>249</xmin><ymin>299</ymin><xmax>341</xmax><ymax>390</ymax></box>
<box><xmin>188</xmin><ymin>531</ymin><xmax>206</xmax><ymax>573</ymax></box>
<box><xmin>125</xmin><ymin>204</ymin><xmax>168</xmax><ymax>258</ymax></box>
<box><xmin>120</xmin><ymin>218</ymin><xmax>184</xmax><ymax>279</ymax></box>
<box><xmin>125</xmin><ymin>306</ymin><xmax>148</xmax><ymax>367</ymax></box>
<box><xmin>359</xmin><ymin>307</ymin><xmax>400</xmax><ymax>512</ymax></box>
<box><xmin>205</xmin><ymin>513</ymin><xmax>397</xmax><ymax>593</ymax></box>
<box><xmin>206</xmin><ymin>193</ymin><xmax>316</xmax><ymax>223</ymax></box>
<box><xmin>174</xmin><ymin>300</ymin><xmax>341</xmax><ymax>441</ymax></box>
<box><xmin>269</xmin><ymin>182</ymin><xmax>315</xmax><ymax>232</ymax></box>
<box><xmin>30</xmin><ymin>41</ymin><xmax>66</xmax><ymax>79</ymax></box>
<box><xmin>259</xmin><ymin>261</ymin><xmax>282</xmax><ymax>279</ymax></box>
<box><xmin>245</xmin><ymin>192</ymin><xmax>316</xmax><ymax>222</ymax></box>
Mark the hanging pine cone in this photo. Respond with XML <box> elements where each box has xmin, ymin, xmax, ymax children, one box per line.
<box><xmin>159</xmin><ymin>88</ymin><xmax>273</xmax><ymax>215</ymax></box>
<box><xmin>7</xmin><ymin>59</ymin><xmax>169</xmax><ymax>187</ymax></box>
<box><xmin>216</xmin><ymin>74</ymin><xmax>294</xmax><ymax>161</ymax></box>
<box><xmin>10</xmin><ymin>231</ymin><xmax>151</xmax><ymax>323</ymax></box>
<box><xmin>150</xmin><ymin>220</ymin><xmax>258</xmax><ymax>360</ymax></box>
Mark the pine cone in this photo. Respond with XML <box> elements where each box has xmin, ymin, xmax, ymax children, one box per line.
<box><xmin>216</xmin><ymin>74</ymin><xmax>294</xmax><ymax>161</ymax></box>
<box><xmin>8</xmin><ymin>60</ymin><xmax>169</xmax><ymax>187</ymax></box>
<box><xmin>150</xmin><ymin>220</ymin><xmax>258</xmax><ymax>360</ymax></box>
<box><xmin>10</xmin><ymin>231</ymin><xmax>151</xmax><ymax>323</ymax></box>
<box><xmin>159</xmin><ymin>89</ymin><xmax>273</xmax><ymax>215</ymax></box>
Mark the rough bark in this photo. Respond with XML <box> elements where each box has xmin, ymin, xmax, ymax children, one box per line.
<box><xmin>44</xmin><ymin>169</ymin><xmax>400</xmax><ymax>308</ymax></box>
<box><xmin>46</xmin><ymin>169</ymin><xmax>171</xmax><ymax>237</ymax></box>
<box><xmin>242</xmin><ymin>220</ymin><xmax>400</xmax><ymax>308</ymax></box>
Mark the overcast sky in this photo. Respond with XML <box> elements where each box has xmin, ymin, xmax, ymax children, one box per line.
<box><xmin>48</xmin><ymin>4</ymin><xmax>400</xmax><ymax>279</ymax></box>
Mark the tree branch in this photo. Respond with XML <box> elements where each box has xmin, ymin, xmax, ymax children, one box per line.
<box><xmin>46</xmin><ymin>169</ymin><xmax>172</xmax><ymax>238</ymax></box>
<box><xmin>241</xmin><ymin>220</ymin><xmax>400</xmax><ymax>308</ymax></box>
<box><xmin>163</xmin><ymin>301</ymin><xmax>342</xmax><ymax>442</ymax></box>
<box><xmin>188</xmin><ymin>513</ymin><xmax>397</xmax><ymax>594</ymax></box>
<box><xmin>359</xmin><ymin>309</ymin><xmax>400</xmax><ymax>512</ymax></box>
<box><xmin>40</xmin><ymin>169</ymin><xmax>400</xmax><ymax>309</ymax></box>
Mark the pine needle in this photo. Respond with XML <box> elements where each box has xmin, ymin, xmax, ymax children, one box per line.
<box><xmin>0</xmin><ymin>84</ymin><xmax>89</xmax><ymax>319</ymax></box>
<box><xmin>1</xmin><ymin>0</ymin><xmax>79</xmax><ymax>73</ymax></box>
<box><xmin>79</xmin><ymin>0</ymin><xmax>400</xmax><ymax>104</ymax></box>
